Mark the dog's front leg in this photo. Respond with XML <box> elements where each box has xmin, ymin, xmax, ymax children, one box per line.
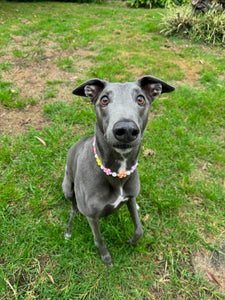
<box><xmin>87</xmin><ymin>217</ymin><xmax>113</xmax><ymax>267</ymax></box>
<box><xmin>127</xmin><ymin>197</ymin><xmax>144</xmax><ymax>246</ymax></box>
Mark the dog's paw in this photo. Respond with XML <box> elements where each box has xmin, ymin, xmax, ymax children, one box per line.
<box><xmin>129</xmin><ymin>227</ymin><xmax>144</xmax><ymax>246</ymax></box>
<box><xmin>64</xmin><ymin>231</ymin><xmax>72</xmax><ymax>240</ymax></box>
<box><xmin>101</xmin><ymin>253</ymin><xmax>113</xmax><ymax>267</ymax></box>
<box><xmin>129</xmin><ymin>237</ymin><xmax>138</xmax><ymax>246</ymax></box>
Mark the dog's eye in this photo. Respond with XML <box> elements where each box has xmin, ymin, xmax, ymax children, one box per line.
<box><xmin>136</xmin><ymin>95</ymin><xmax>145</xmax><ymax>106</ymax></box>
<box><xmin>100</xmin><ymin>96</ymin><xmax>110</xmax><ymax>106</ymax></box>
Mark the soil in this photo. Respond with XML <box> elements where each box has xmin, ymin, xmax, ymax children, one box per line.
<box><xmin>0</xmin><ymin>33</ymin><xmax>207</xmax><ymax>136</ymax></box>
<box><xmin>0</xmin><ymin>38</ymin><xmax>95</xmax><ymax>135</ymax></box>
<box><xmin>0</xmin><ymin>103</ymin><xmax>50</xmax><ymax>135</ymax></box>
<box><xmin>173</xmin><ymin>58</ymin><xmax>202</xmax><ymax>87</ymax></box>
<box><xmin>192</xmin><ymin>244</ymin><xmax>225</xmax><ymax>293</ymax></box>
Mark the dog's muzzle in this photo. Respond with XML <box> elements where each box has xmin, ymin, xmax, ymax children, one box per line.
<box><xmin>113</xmin><ymin>120</ymin><xmax>140</xmax><ymax>146</ymax></box>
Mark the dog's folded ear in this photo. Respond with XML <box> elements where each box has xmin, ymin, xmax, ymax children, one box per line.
<box><xmin>72</xmin><ymin>78</ymin><xmax>107</xmax><ymax>103</ymax></box>
<box><xmin>137</xmin><ymin>75</ymin><xmax>175</xmax><ymax>102</ymax></box>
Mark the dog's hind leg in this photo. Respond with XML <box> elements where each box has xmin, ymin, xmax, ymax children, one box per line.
<box><xmin>87</xmin><ymin>217</ymin><xmax>113</xmax><ymax>267</ymax></box>
<box><xmin>127</xmin><ymin>197</ymin><xmax>144</xmax><ymax>246</ymax></box>
<box><xmin>62</xmin><ymin>165</ymin><xmax>78</xmax><ymax>239</ymax></box>
<box><xmin>62</xmin><ymin>166</ymin><xmax>74</xmax><ymax>201</ymax></box>
<box><xmin>65</xmin><ymin>202</ymin><xmax>78</xmax><ymax>239</ymax></box>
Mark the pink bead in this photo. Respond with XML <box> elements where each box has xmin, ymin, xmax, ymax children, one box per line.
<box><xmin>104</xmin><ymin>168</ymin><xmax>112</xmax><ymax>175</ymax></box>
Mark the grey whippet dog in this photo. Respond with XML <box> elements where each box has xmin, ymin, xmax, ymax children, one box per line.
<box><xmin>62</xmin><ymin>75</ymin><xmax>175</xmax><ymax>266</ymax></box>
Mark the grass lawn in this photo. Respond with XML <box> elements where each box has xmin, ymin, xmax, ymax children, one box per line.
<box><xmin>0</xmin><ymin>1</ymin><xmax>225</xmax><ymax>299</ymax></box>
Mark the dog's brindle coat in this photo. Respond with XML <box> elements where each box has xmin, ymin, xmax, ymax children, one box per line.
<box><xmin>62</xmin><ymin>76</ymin><xmax>175</xmax><ymax>266</ymax></box>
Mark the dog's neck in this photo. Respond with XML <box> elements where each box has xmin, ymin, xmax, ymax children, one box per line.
<box><xmin>94</xmin><ymin>124</ymin><xmax>140</xmax><ymax>174</ymax></box>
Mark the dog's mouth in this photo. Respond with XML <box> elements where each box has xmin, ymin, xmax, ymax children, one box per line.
<box><xmin>113</xmin><ymin>144</ymin><xmax>133</xmax><ymax>151</ymax></box>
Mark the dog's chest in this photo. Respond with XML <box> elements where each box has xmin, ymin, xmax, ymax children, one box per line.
<box><xmin>112</xmin><ymin>187</ymin><xmax>128</xmax><ymax>208</ymax></box>
<box><xmin>98</xmin><ymin>186</ymin><xmax>129</xmax><ymax>218</ymax></box>
<box><xmin>112</xmin><ymin>159</ymin><xmax>128</xmax><ymax>208</ymax></box>
<box><xmin>93</xmin><ymin>158</ymin><xmax>135</xmax><ymax>217</ymax></box>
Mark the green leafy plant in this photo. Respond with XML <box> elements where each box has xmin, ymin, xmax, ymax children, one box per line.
<box><xmin>160</xmin><ymin>4</ymin><xmax>225</xmax><ymax>46</ymax></box>
<box><xmin>192</xmin><ymin>7</ymin><xmax>225</xmax><ymax>45</ymax></box>
<box><xmin>128</xmin><ymin>0</ymin><xmax>151</xmax><ymax>8</ymax></box>
<box><xmin>160</xmin><ymin>5</ymin><xmax>193</xmax><ymax>35</ymax></box>
<box><xmin>127</xmin><ymin>0</ymin><xmax>185</xmax><ymax>8</ymax></box>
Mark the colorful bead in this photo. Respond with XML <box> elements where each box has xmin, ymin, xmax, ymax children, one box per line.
<box><xmin>117</xmin><ymin>171</ymin><xmax>127</xmax><ymax>178</ymax></box>
<box><xmin>104</xmin><ymin>168</ymin><xmax>112</xmax><ymax>175</ymax></box>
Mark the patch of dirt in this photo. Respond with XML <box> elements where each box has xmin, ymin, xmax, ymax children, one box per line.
<box><xmin>192</xmin><ymin>244</ymin><xmax>225</xmax><ymax>293</ymax></box>
<box><xmin>173</xmin><ymin>58</ymin><xmax>202</xmax><ymax>87</ymax></box>
<box><xmin>189</xmin><ymin>160</ymin><xmax>225</xmax><ymax>194</ymax></box>
<box><xmin>1</xmin><ymin>41</ymin><xmax>92</xmax><ymax>101</ymax></box>
<box><xmin>217</xmin><ymin>127</ymin><xmax>225</xmax><ymax>142</ymax></box>
<box><xmin>0</xmin><ymin>37</ymin><xmax>96</xmax><ymax>135</ymax></box>
<box><xmin>2</xmin><ymin>61</ymin><xmax>72</xmax><ymax>101</ymax></box>
<box><xmin>159</xmin><ymin>41</ymin><xmax>210</xmax><ymax>87</ymax></box>
<box><xmin>0</xmin><ymin>103</ymin><xmax>50</xmax><ymax>135</ymax></box>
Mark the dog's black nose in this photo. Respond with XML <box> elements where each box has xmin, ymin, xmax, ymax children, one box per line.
<box><xmin>113</xmin><ymin>121</ymin><xmax>140</xmax><ymax>142</ymax></box>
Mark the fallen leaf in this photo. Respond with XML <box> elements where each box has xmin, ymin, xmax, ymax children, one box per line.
<box><xmin>60</xmin><ymin>286</ymin><xmax>68</xmax><ymax>292</ymax></box>
<box><xmin>21</xmin><ymin>117</ymin><xmax>31</xmax><ymax>125</ymax></box>
<box><xmin>205</xmin><ymin>271</ymin><xmax>220</xmax><ymax>286</ymax></box>
<box><xmin>46</xmin><ymin>273</ymin><xmax>55</xmax><ymax>284</ymax></box>
<box><xmin>70</xmin><ymin>76</ymin><xmax>78</xmax><ymax>81</ymax></box>
<box><xmin>4</xmin><ymin>278</ymin><xmax>16</xmax><ymax>297</ymax></box>
<box><xmin>202</xmin><ymin>163</ymin><xmax>207</xmax><ymax>170</ymax></box>
<box><xmin>34</xmin><ymin>136</ymin><xmax>47</xmax><ymax>147</ymax></box>
<box><xmin>143</xmin><ymin>214</ymin><xmax>149</xmax><ymax>222</ymax></box>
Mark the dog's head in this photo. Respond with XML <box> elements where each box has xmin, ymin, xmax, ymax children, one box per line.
<box><xmin>73</xmin><ymin>76</ymin><xmax>175</xmax><ymax>153</ymax></box>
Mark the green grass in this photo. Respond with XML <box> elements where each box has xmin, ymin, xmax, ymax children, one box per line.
<box><xmin>0</xmin><ymin>1</ymin><xmax>225</xmax><ymax>299</ymax></box>
<box><xmin>0</xmin><ymin>81</ymin><xmax>36</xmax><ymax>109</ymax></box>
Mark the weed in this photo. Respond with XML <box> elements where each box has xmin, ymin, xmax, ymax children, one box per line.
<box><xmin>0</xmin><ymin>62</ymin><xmax>13</xmax><ymax>71</ymax></box>
<box><xmin>44</xmin><ymin>89</ymin><xmax>56</xmax><ymax>99</ymax></box>
<box><xmin>46</xmin><ymin>80</ymin><xmax>65</xmax><ymax>85</ymax></box>
<box><xmin>55</xmin><ymin>57</ymin><xmax>74</xmax><ymax>71</ymax></box>
<box><xmin>0</xmin><ymin>81</ymin><xmax>36</xmax><ymax>109</ymax></box>
<box><xmin>12</xmin><ymin>49</ymin><xmax>29</xmax><ymax>58</ymax></box>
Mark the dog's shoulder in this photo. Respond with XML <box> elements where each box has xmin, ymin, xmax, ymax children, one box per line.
<box><xmin>68</xmin><ymin>135</ymin><xmax>93</xmax><ymax>152</ymax></box>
